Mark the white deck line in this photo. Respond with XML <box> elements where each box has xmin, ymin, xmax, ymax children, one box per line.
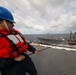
<box><xmin>31</xmin><ymin>43</ymin><xmax>76</xmax><ymax>51</ymax></box>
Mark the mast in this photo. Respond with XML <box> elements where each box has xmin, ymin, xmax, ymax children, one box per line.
<box><xmin>69</xmin><ymin>31</ymin><xmax>73</xmax><ymax>41</ymax></box>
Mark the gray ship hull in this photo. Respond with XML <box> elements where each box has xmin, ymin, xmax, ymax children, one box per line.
<box><xmin>37</xmin><ymin>37</ymin><xmax>68</xmax><ymax>45</ymax></box>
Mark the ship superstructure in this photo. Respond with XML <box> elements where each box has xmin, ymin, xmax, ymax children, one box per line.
<box><xmin>68</xmin><ymin>31</ymin><xmax>76</xmax><ymax>45</ymax></box>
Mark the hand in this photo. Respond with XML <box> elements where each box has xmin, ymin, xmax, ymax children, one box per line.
<box><xmin>34</xmin><ymin>50</ymin><xmax>38</xmax><ymax>54</ymax></box>
<box><xmin>14</xmin><ymin>55</ymin><xmax>25</xmax><ymax>61</ymax></box>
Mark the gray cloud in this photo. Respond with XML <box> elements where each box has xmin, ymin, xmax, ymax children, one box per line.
<box><xmin>0</xmin><ymin>0</ymin><xmax>76</xmax><ymax>34</ymax></box>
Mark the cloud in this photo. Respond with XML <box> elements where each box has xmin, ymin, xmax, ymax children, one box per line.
<box><xmin>0</xmin><ymin>0</ymin><xmax>76</xmax><ymax>34</ymax></box>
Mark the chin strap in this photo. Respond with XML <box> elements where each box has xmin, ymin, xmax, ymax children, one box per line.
<box><xmin>3</xmin><ymin>20</ymin><xmax>10</xmax><ymax>32</ymax></box>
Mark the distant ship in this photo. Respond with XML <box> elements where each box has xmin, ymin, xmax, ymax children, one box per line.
<box><xmin>37</xmin><ymin>36</ymin><xmax>68</xmax><ymax>45</ymax></box>
<box><xmin>37</xmin><ymin>31</ymin><xmax>76</xmax><ymax>45</ymax></box>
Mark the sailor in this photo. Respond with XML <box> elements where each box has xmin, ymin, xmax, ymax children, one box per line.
<box><xmin>0</xmin><ymin>6</ymin><xmax>38</xmax><ymax>75</ymax></box>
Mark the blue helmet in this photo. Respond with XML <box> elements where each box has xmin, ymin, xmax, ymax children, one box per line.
<box><xmin>0</xmin><ymin>6</ymin><xmax>15</xmax><ymax>23</ymax></box>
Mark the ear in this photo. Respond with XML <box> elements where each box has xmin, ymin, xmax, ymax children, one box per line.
<box><xmin>0</xmin><ymin>20</ymin><xmax>2</xmax><ymax>24</ymax></box>
<box><xmin>0</xmin><ymin>20</ymin><xmax>3</xmax><ymax>24</ymax></box>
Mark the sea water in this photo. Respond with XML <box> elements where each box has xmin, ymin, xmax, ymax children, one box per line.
<box><xmin>23</xmin><ymin>34</ymin><xmax>70</xmax><ymax>42</ymax></box>
<box><xmin>23</xmin><ymin>34</ymin><xmax>76</xmax><ymax>49</ymax></box>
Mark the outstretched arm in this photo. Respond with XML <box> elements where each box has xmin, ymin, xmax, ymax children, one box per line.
<box><xmin>27</xmin><ymin>43</ymin><xmax>38</xmax><ymax>54</ymax></box>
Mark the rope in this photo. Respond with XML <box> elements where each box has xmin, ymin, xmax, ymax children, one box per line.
<box><xmin>28</xmin><ymin>47</ymin><xmax>50</xmax><ymax>56</ymax></box>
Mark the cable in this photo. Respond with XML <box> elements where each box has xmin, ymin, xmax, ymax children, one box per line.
<box><xmin>28</xmin><ymin>47</ymin><xmax>50</xmax><ymax>56</ymax></box>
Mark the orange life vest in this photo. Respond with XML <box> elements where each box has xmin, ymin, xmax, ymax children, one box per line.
<box><xmin>0</xmin><ymin>29</ymin><xmax>28</xmax><ymax>58</ymax></box>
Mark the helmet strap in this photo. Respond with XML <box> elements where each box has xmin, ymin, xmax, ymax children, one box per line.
<box><xmin>3</xmin><ymin>20</ymin><xmax>10</xmax><ymax>31</ymax></box>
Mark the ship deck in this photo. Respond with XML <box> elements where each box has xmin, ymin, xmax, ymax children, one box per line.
<box><xmin>0</xmin><ymin>45</ymin><xmax>76</xmax><ymax>75</ymax></box>
<box><xmin>29</xmin><ymin>45</ymin><xmax>76</xmax><ymax>75</ymax></box>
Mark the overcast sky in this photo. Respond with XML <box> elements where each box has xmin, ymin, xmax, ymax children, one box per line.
<box><xmin>0</xmin><ymin>0</ymin><xmax>76</xmax><ymax>34</ymax></box>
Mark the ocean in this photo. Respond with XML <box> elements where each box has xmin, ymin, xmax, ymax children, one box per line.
<box><xmin>23</xmin><ymin>34</ymin><xmax>76</xmax><ymax>50</ymax></box>
<box><xmin>23</xmin><ymin>34</ymin><xmax>70</xmax><ymax>42</ymax></box>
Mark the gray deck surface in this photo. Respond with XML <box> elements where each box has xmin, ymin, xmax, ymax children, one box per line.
<box><xmin>29</xmin><ymin>45</ymin><xmax>76</xmax><ymax>75</ymax></box>
<box><xmin>0</xmin><ymin>45</ymin><xmax>76</xmax><ymax>75</ymax></box>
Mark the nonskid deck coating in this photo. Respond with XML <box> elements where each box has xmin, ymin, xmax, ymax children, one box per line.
<box><xmin>29</xmin><ymin>45</ymin><xmax>76</xmax><ymax>75</ymax></box>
